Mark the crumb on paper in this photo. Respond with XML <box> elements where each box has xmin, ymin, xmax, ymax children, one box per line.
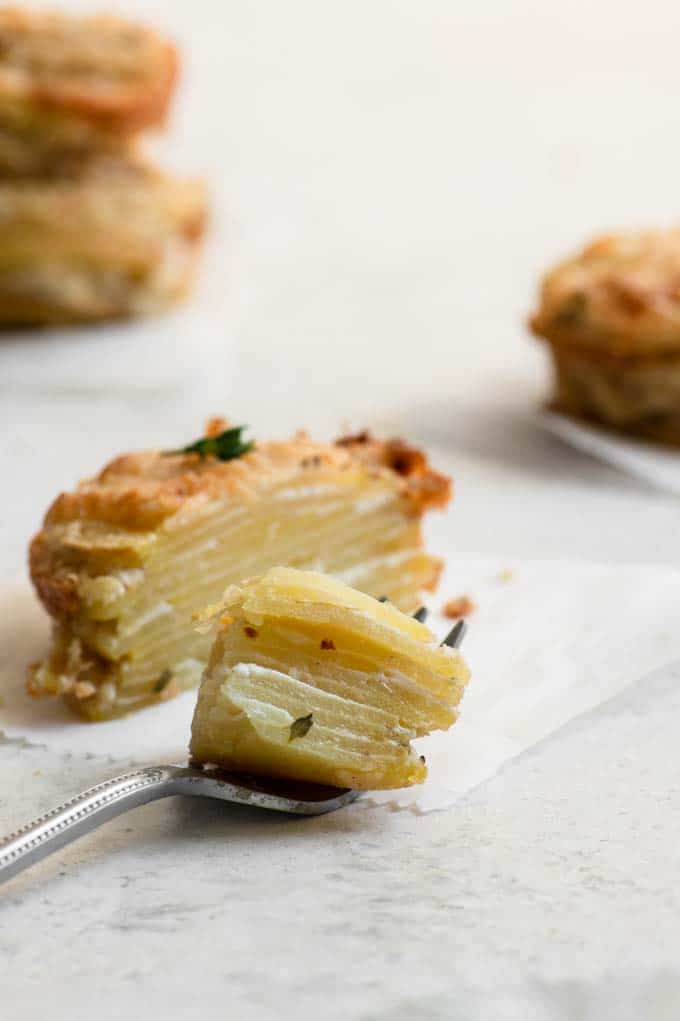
<box><xmin>498</xmin><ymin>567</ymin><xmax>516</xmax><ymax>583</ymax></box>
<box><xmin>442</xmin><ymin>596</ymin><xmax>476</xmax><ymax>619</ymax></box>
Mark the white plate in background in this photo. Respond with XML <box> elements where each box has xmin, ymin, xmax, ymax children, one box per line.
<box><xmin>540</xmin><ymin>410</ymin><xmax>680</xmax><ymax>497</ymax></box>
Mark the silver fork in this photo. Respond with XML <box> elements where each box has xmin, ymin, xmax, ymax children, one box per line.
<box><xmin>0</xmin><ymin>614</ymin><xmax>466</xmax><ymax>886</ymax></box>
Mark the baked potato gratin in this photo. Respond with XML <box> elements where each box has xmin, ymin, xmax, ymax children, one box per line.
<box><xmin>0</xmin><ymin>159</ymin><xmax>205</xmax><ymax>324</ymax></box>
<box><xmin>530</xmin><ymin>228</ymin><xmax>680</xmax><ymax>445</ymax></box>
<box><xmin>0</xmin><ymin>7</ymin><xmax>177</xmax><ymax>177</ymax></box>
<box><xmin>28</xmin><ymin>421</ymin><xmax>451</xmax><ymax>721</ymax></box>
<box><xmin>190</xmin><ymin>568</ymin><xmax>470</xmax><ymax>790</ymax></box>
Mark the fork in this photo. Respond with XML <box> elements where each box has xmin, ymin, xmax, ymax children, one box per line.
<box><xmin>0</xmin><ymin>615</ymin><xmax>466</xmax><ymax>886</ymax></box>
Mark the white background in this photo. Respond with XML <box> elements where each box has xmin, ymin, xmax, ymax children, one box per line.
<box><xmin>3</xmin><ymin>3</ymin><xmax>680</xmax><ymax>1018</ymax></box>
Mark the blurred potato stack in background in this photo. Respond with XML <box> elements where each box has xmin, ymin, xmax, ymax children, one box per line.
<box><xmin>0</xmin><ymin>6</ymin><xmax>206</xmax><ymax>325</ymax></box>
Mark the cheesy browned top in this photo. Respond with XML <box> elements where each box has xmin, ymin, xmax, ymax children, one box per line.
<box><xmin>29</xmin><ymin>422</ymin><xmax>451</xmax><ymax>620</ymax></box>
<box><xmin>0</xmin><ymin>7</ymin><xmax>178</xmax><ymax>132</ymax></box>
<box><xmin>530</xmin><ymin>229</ymin><xmax>680</xmax><ymax>358</ymax></box>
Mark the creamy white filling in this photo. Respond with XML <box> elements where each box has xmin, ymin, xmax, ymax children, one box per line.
<box><xmin>223</xmin><ymin>661</ymin><xmax>404</xmax><ymax>718</ymax></box>
<box><xmin>352</xmin><ymin>492</ymin><xmax>393</xmax><ymax>514</ymax></box>
<box><xmin>222</xmin><ymin>661</ymin><xmax>347</xmax><ymax>710</ymax></box>
<box><xmin>274</xmin><ymin>484</ymin><xmax>338</xmax><ymax>501</ymax></box>
<box><xmin>221</xmin><ymin>662</ymin><xmax>413</xmax><ymax>745</ymax></box>
<box><xmin>113</xmin><ymin>568</ymin><xmax>145</xmax><ymax>588</ymax></box>
<box><xmin>192</xmin><ymin>537</ymin><xmax>219</xmax><ymax>554</ymax></box>
<box><xmin>175</xmin><ymin>657</ymin><xmax>206</xmax><ymax>673</ymax></box>
<box><xmin>338</xmin><ymin>548</ymin><xmax>418</xmax><ymax>584</ymax></box>
<box><xmin>119</xmin><ymin>600</ymin><xmax>173</xmax><ymax>637</ymax></box>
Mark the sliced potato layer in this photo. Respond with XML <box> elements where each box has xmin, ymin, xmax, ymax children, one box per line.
<box><xmin>190</xmin><ymin>568</ymin><xmax>470</xmax><ymax>790</ymax></box>
<box><xmin>28</xmin><ymin>430</ymin><xmax>449</xmax><ymax>720</ymax></box>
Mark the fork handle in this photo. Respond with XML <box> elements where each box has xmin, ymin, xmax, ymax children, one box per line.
<box><xmin>0</xmin><ymin>765</ymin><xmax>184</xmax><ymax>886</ymax></box>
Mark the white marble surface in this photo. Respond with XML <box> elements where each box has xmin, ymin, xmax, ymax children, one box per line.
<box><xmin>3</xmin><ymin>1</ymin><xmax>680</xmax><ymax>1017</ymax></box>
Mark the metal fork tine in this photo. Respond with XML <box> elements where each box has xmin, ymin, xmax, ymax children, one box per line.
<box><xmin>380</xmin><ymin>597</ymin><xmax>428</xmax><ymax>623</ymax></box>
<box><xmin>441</xmin><ymin>619</ymin><xmax>467</xmax><ymax>649</ymax></box>
<box><xmin>379</xmin><ymin>597</ymin><xmax>449</xmax><ymax>636</ymax></box>
<box><xmin>377</xmin><ymin>596</ymin><xmax>426</xmax><ymax>620</ymax></box>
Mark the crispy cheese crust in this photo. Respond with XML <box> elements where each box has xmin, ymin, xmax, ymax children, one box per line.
<box><xmin>530</xmin><ymin>229</ymin><xmax>680</xmax><ymax>358</ymax></box>
<box><xmin>28</xmin><ymin>423</ymin><xmax>451</xmax><ymax>719</ymax></box>
<box><xmin>530</xmin><ymin>229</ymin><xmax>680</xmax><ymax>444</ymax></box>
<box><xmin>0</xmin><ymin>8</ymin><xmax>178</xmax><ymax>135</ymax></box>
<box><xmin>0</xmin><ymin>159</ymin><xmax>206</xmax><ymax>323</ymax></box>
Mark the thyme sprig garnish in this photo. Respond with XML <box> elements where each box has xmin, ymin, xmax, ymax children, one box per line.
<box><xmin>289</xmin><ymin>713</ymin><xmax>314</xmax><ymax>742</ymax></box>
<box><xmin>166</xmin><ymin>425</ymin><xmax>254</xmax><ymax>461</ymax></box>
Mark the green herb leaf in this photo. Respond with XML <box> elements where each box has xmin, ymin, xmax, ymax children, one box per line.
<box><xmin>289</xmin><ymin>713</ymin><xmax>314</xmax><ymax>742</ymax></box>
<box><xmin>166</xmin><ymin>425</ymin><xmax>254</xmax><ymax>461</ymax></box>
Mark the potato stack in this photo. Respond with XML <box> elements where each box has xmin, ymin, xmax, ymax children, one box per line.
<box><xmin>530</xmin><ymin>229</ymin><xmax>680</xmax><ymax>447</ymax></box>
<box><xmin>190</xmin><ymin>568</ymin><xmax>470</xmax><ymax>790</ymax></box>
<box><xmin>0</xmin><ymin>7</ymin><xmax>206</xmax><ymax>325</ymax></box>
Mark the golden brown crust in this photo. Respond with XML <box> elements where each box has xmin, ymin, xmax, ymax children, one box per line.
<box><xmin>29</xmin><ymin>424</ymin><xmax>452</xmax><ymax>622</ymax></box>
<box><xmin>334</xmin><ymin>431</ymin><xmax>451</xmax><ymax>511</ymax></box>
<box><xmin>0</xmin><ymin>8</ymin><xmax>178</xmax><ymax>134</ymax></box>
<box><xmin>424</xmin><ymin>564</ymin><xmax>443</xmax><ymax>593</ymax></box>
<box><xmin>28</xmin><ymin>531</ymin><xmax>78</xmax><ymax>618</ymax></box>
<box><xmin>530</xmin><ymin>229</ymin><xmax>680</xmax><ymax>358</ymax></box>
<box><xmin>42</xmin><ymin>430</ymin><xmax>448</xmax><ymax>530</ymax></box>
